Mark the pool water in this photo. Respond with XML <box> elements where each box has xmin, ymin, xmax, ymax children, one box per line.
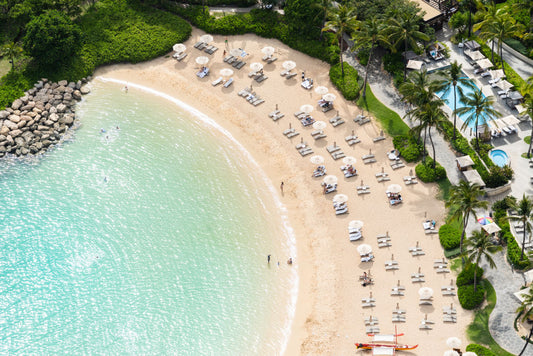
<box><xmin>489</xmin><ymin>149</ymin><xmax>509</xmax><ymax>167</ymax></box>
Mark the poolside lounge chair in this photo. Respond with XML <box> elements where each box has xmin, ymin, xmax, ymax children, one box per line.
<box><xmin>286</xmin><ymin>72</ymin><xmax>297</xmax><ymax>79</ymax></box>
<box><xmin>223</xmin><ymin>78</ymin><xmax>234</xmax><ymax>88</ymax></box>
<box><xmin>212</xmin><ymin>77</ymin><xmax>223</xmax><ymax>86</ymax></box>
<box><xmin>480</xmin><ymin>71</ymin><xmax>490</xmax><ymax>78</ymax></box>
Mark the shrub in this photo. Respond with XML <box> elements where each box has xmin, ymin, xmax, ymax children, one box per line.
<box><xmin>484</xmin><ymin>166</ymin><xmax>512</xmax><ymax>188</ymax></box>
<box><xmin>439</xmin><ymin>223</ymin><xmax>462</xmax><ymax>250</ymax></box>
<box><xmin>507</xmin><ymin>234</ymin><xmax>530</xmax><ymax>270</ymax></box>
<box><xmin>392</xmin><ymin>134</ymin><xmax>421</xmax><ymax>162</ymax></box>
<box><xmin>329</xmin><ymin>63</ymin><xmax>360</xmax><ymax>101</ymax></box>
<box><xmin>382</xmin><ymin>52</ymin><xmax>405</xmax><ymax>87</ymax></box>
<box><xmin>457</xmin><ymin>263</ymin><xmax>484</xmax><ymax>286</ymax></box>
<box><xmin>415</xmin><ymin>158</ymin><xmax>447</xmax><ymax>182</ymax></box>
<box><xmin>492</xmin><ymin>196</ymin><xmax>516</xmax><ymax>213</ymax></box>
<box><xmin>0</xmin><ymin>71</ymin><xmax>31</xmax><ymax>109</ymax></box>
<box><xmin>458</xmin><ymin>283</ymin><xmax>485</xmax><ymax>309</ymax></box>
<box><xmin>465</xmin><ymin>343</ymin><xmax>497</xmax><ymax>356</ymax></box>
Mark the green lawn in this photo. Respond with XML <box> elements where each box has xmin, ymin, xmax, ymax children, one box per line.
<box><xmin>0</xmin><ymin>58</ymin><xmax>10</xmax><ymax>78</ymax></box>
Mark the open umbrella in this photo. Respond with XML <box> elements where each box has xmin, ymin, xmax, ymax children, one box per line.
<box><xmin>443</xmin><ymin>351</ymin><xmax>459</xmax><ymax>356</ymax></box>
<box><xmin>282</xmin><ymin>60</ymin><xmax>296</xmax><ymax>71</ymax></box>
<box><xmin>200</xmin><ymin>34</ymin><xmax>213</xmax><ymax>44</ymax></box>
<box><xmin>342</xmin><ymin>156</ymin><xmax>357</xmax><ymax>165</ymax></box>
<box><xmin>323</xmin><ymin>175</ymin><xmax>338</xmax><ymax>185</ymax></box>
<box><xmin>349</xmin><ymin>220</ymin><xmax>364</xmax><ymax>230</ymax></box>
<box><xmin>501</xmin><ymin>115</ymin><xmax>520</xmax><ymax>126</ymax></box>
<box><xmin>489</xmin><ymin>69</ymin><xmax>504</xmax><ymax>80</ymax></box>
<box><xmin>261</xmin><ymin>46</ymin><xmax>275</xmax><ymax>56</ymax></box>
<box><xmin>477</xmin><ymin>216</ymin><xmax>494</xmax><ymax>225</ymax></box>
<box><xmin>418</xmin><ymin>287</ymin><xmax>434</xmax><ymax>299</ymax></box>
<box><xmin>173</xmin><ymin>43</ymin><xmax>186</xmax><ymax>54</ymax></box>
<box><xmin>446</xmin><ymin>337</ymin><xmax>462</xmax><ymax>349</ymax></box>
<box><xmin>465</xmin><ymin>50</ymin><xmax>485</xmax><ymax>61</ymax></box>
<box><xmin>476</xmin><ymin>58</ymin><xmax>493</xmax><ymax>70</ymax></box>
<box><xmin>310</xmin><ymin>155</ymin><xmax>324</xmax><ymax>165</ymax></box>
<box><xmin>333</xmin><ymin>194</ymin><xmax>348</xmax><ymax>203</ymax></box>
<box><xmin>195</xmin><ymin>56</ymin><xmax>209</xmax><ymax>65</ymax></box>
<box><xmin>357</xmin><ymin>244</ymin><xmax>372</xmax><ymax>256</ymax></box>
<box><xmin>323</xmin><ymin>93</ymin><xmax>337</xmax><ymax>102</ymax></box>
<box><xmin>300</xmin><ymin>104</ymin><xmax>314</xmax><ymax>114</ymax></box>
<box><xmin>250</xmin><ymin>62</ymin><xmax>263</xmax><ymax>72</ymax></box>
<box><xmin>312</xmin><ymin>121</ymin><xmax>327</xmax><ymax>130</ymax></box>
<box><xmin>494</xmin><ymin>79</ymin><xmax>514</xmax><ymax>91</ymax></box>
<box><xmin>315</xmin><ymin>86</ymin><xmax>328</xmax><ymax>95</ymax></box>
<box><xmin>387</xmin><ymin>184</ymin><xmax>402</xmax><ymax>194</ymax></box>
<box><xmin>220</xmin><ymin>68</ymin><xmax>234</xmax><ymax>78</ymax></box>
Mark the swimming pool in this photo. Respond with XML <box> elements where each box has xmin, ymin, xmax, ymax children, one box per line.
<box><xmin>435</xmin><ymin>71</ymin><xmax>487</xmax><ymax>130</ymax></box>
<box><xmin>489</xmin><ymin>149</ymin><xmax>510</xmax><ymax>167</ymax></box>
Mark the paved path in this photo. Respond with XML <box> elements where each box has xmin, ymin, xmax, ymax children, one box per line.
<box><xmin>489</xmin><ymin>40</ymin><xmax>533</xmax><ymax>81</ymax></box>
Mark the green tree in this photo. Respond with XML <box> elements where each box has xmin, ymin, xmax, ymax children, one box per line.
<box><xmin>473</xmin><ymin>1</ymin><xmax>499</xmax><ymax>63</ymax></box>
<box><xmin>516</xmin><ymin>286</ymin><xmax>533</xmax><ymax>356</ymax></box>
<box><xmin>507</xmin><ymin>194</ymin><xmax>533</xmax><ymax>261</ymax></box>
<box><xmin>22</xmin><ymin>10</ymin><xmax>82</xmax><ymax>65</ymax></box>
<box><xmin>511</xmin><ymin>0</ymin><xmax>533</xmax><ymax>34</ymax></box>
<box><xmin>284</xmin><ymin>0</ymin><xmax>323</xmax><ymax>38</ymax></box>
<box><xmin>465</xmin><ymin>229</ymin><xmax>498</xmax><ymax>293</ymax></box>
<box><xmin>311</xmin><ymin>0</ymin><xmax>332</xmax><ymax>40</ymax></box>
<box><xmin>493</xmin><ymin>12</ymin><xmax>523</xmax><ymax>76</ymax></box>
<box><xmin>448</xmin><ymin>11</ymin><xmax>469</xmax><ymax>41</ymax></box>
<box><xmin>1</xmin><ymin>41</ymin><xmax>22</xmax><ymax>71</ymax></box>
<box><xmin>323</xmin><ymin>4</ymin><xmax>359</xmax><ymax>76</ymax></box>
<box><xmin>455</xmin><ymin>88</ymin><xmax>499</xmax><ymax>150</ymax></box>
<box><xmin>352</xmin><ymin>16</ymin><xmax>385</xmax><ymax>98</ymax></box>
<box><xmin>446</xmin><ymin>180</ymin><xmax>488</xmax><ymax>262</ymax></box>
<box><xmin>385</xmin><ymin>11</ymin><xmax>430</xmax><ymax>80</ymax></box>
<box><xmin>436</xmin><ymin>61</ymin><xmax>474</xmax><ymax>141</ymax></box>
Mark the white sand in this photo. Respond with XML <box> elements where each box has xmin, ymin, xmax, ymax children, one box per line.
<box><xmin>95</xmin><ymin>28</ymin><xmax>473</xmax><ymax>355</ymax></box>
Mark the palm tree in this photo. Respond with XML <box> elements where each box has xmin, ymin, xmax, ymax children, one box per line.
<box><xmin>516</xmin><ymin>287</ymin><xmax>533</xmax><ymax>356</ymax></box>
<box><xmin>385</xmin><ymin>13</ymin><xmax>430</xmax><ymax>81</ymax></box>
<box><xmin>507</xmin><ymin>194</ymin><xmax>533</xmax><ymax>261</ymax></box>
<box><xmin>473</xmin><ymin>2</ymin><xmax>499</xmax><ymax>63</ymax></box>
<box><xmin>1</xmin><ymin>42</ymin><xmax>23</xmax><ymax>71</ymax></box>
<box><xmin>465</xmin><ymin>229</ymin><xmax>498</xmax><ymax>292</ymax></box>
<box><xmin>323</xmin><ymin>4</ymin><xmax>359</xmax><ymax>76</ymax></box>
<box><xmin>400</xmin><ymin>69</ymin><xmax>440</xmax><ymax>107</ymax></box>
<box><xmin>311</xmin><ymin>0</ymin><xmax>333</xmax><ymax>41</ymax></box>
<box><xmin>446</xmin><ymin>180</ymin><xmax>489</xmax><ymax>262</ymax></box>
<box><xmin>455</xmin><ymin>88</ymin><xmax>499</xmax><ymax>150</ymax></box>
<box><xmin>521</xmin><ymin>79</ymin><xmax>533</xmax><ymax>157</ymax></box>
<box><xmin>352</xmin><ymin>16</ymin><xmax>385</xmax><ymax>98</ymax></box>
<box><xmin>493</xmin><ymin>13</ymin><xmax>523</xmax><ymax>76</ymax></box>
<box><xmin>436</xmin><ymin>61</ymin><xmax>474</xmax><ymax>141</ymax></box>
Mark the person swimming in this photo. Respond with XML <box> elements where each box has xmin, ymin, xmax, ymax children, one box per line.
<box><xmin>100</xmin><ymin>128</ymin><xmax>106</xmax><ymax>133</ymax></box>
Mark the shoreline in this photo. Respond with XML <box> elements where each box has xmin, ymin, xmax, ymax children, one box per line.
<box><xmin>95</xmin><ymin>28</ymin><xmax>473</xmax><ymax>354</ymax></box>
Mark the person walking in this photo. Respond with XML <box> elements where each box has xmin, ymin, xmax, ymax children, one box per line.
<box><xmin>280</xmin><ymin>181</ymin><xmax>284</xmax><ymax>193</ymax></box>
<box><xmin>267</xmin><ymin>254</ymin><xmax>271</xmax><ymax>264</ymax></box>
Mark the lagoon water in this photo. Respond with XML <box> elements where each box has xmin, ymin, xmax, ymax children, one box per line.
<box><xmin>0</xmin><ymin>80</ymin><xmax>296</xmax><ymax>355</ymax></box>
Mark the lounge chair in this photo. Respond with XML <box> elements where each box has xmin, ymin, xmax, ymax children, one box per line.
<box><xmin>300</xmin><ymin>117</ymin><xmax>315</xmax><ymax>126</ymax></box>
<box><xmin>327</xmin><ymin>145</ymin><xmax>340</xmax><ymax>153</ymax></box>
<box><xmin>488</xmin><ymin>77</ymin><xmax>500</xmax><ymax>85</ymax></box>
<box><xmin>299</xmin><ymin>148</ymin><xmax>313</xmax><ymax>156</ymax></box>
<box><xmin>280</xmin><ymin>70</ymin><xmax>288</xmax><ymax>76</ymax></box>
<box><xmin>362</xmin><ymin>154</ymin><xmax>375</xmax><ymax>160</ymax></box>
<box><xmin>253</xmin><ymin>99</ymin><xmax>264</xmax><ymax>106</ymax></box>
<box><xmin>212</xmin><ymin>77</ymin><xmax>223</xmax><ymax>86</ymax></box>
<box><xmin>286</xmin><ymin>72</ymin><xmax>297</xmax><ymax>79</ymax></box>
<box><xmin>203</xmin><ymin>45</ymin><xmax>214</xmax><ymax>53</ymax></box>
<box><xmin>364</xmin><ymin>158</ymin><xmax>377</xmax><ymax>164</ymax></box>
<box><xmin>294</xmin><ymin>111</ymin><xmax>304</xmax><ymax>117</ymax></box>
<box><xmin>197</xmin><ymin>42</ymin><xmax>207</xmax><ymax>50</ymax></box>
<box><xmin>223</xmin><ymin>78</ymin><xmax>234</xmax><ymax>88</ymax></box>
<box><xmin>373</xmin><ymin>136</ymin><xmax>385</xmax><ymax>142</ymax></box>
<box><xmin>232</xmin><ymin>60</ymin><xmax>242</xmax><ymax>68</ymax></box>
<box><xmin>269</xmin><ymin>110</ymin><xmax>280</xmax><ymax>118</ymax></box>
<box><xmin>227</xmin><ymin>57</ymin><xmax>237</xmax><ymax>64</ymax></box>
<box><xmin>347</xmin><ymin>138</ymin><xmax>361</xmax><ymax>146</ymax></box>
<box><xmin>480</xmin><ymin>71</ymin><xmax>490</xmax><ymax>77</ymax></box>
<box><xmin>329</xmin><ymin>116</ymin><xmax>340</xmax><ymax>123</ymax></box>
<box><xmin>287</xmin><ymin>131</ymin><xmax>299</xmax><ymax>138</ymax></box>
<box><xmin>256</xmin><ymin>75</ymin><xmax>268</xmax><ymax>83</ymax></box>
<box><xmin>206</xmin><ymin>47</ymin><xmax>218</xmax><ymax>55</ymax></box>
<box><xmin>354</xmin><ymin>115</ymin><xmax>365</xmax><ymax>123</ymax></box>
<box><xmin>236</xmin><ymin>61</ymin><xmax>246</xmax><ymax>69</ymax></box>
<box><xmin>332</xmin><ymin>119</ymin><xmax>345</xmax><ymax>127</ymax></box>
<box><xmin>332</xmin><ymin>152</ymin><xmax>345</xmax><ymax>160</ymax></box>
<box><xmin>271</xmin><ymin>113</ymin><xmax>284</xmax><ymax>121</ymax></box>
<box><xmin>267</xmin><ymin>57</ymin><xmax>278</xmax><ymax>64</ymax></box>
<box><xmin>193</xmin><ymin>41</ymin><xmax>204</xmax><ymax>49</ymax></box>
<box><xmin>314</xmin><ymin>133</ymin><xmax>327</xmax><ymax>140</ymax></box>
<box><xmin>224</xmin><ymin>55</ymin><xmax>234</xmax><ymax>63</ymax></box>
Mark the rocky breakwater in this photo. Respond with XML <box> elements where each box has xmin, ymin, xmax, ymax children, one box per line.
<box><xmin>0</xmin><ymin>78</ymin><xmax>91</xmax><ymax>158</ymax></box>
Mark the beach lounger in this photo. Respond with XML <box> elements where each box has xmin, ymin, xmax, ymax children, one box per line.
<box><xmin>392</xmin><ymin>316</ymin><xmax>406</xmax><ymax>323</ymax></box>
<box><xmin>283</xmin><ymin>128</ymin><xmax>295</xmax><ymax>136</ymax></box>
<box><xmin>197</xmin><ymin>42</ymin><xmax>207</xmax><ymax>50</ymax></box>
<box><xmin>223</xmin><ymin>78</ymin><xmax>234</xmax><ymax>88</ymax></box>
<box><xmin>377</xmin><ymin>177</ymin><xmax>391</xmax><ymax>182</ymax></box>
<box><xmin>443</xmin><ymin>316</ymin><xmax>457</xmax><ymax>323</ymax></box>
<box><xmin>442</xmin><ymin>290</ymin><xmax>456</xmax><ymax>296</ymax></box>
<box><xmin>354</xmin><ymin>115</ymin><xmax>365</xmax><ymax>123</ymax></box>
<box><xmin>238</xmin><ymin>89</ymin><xmax>249</xmax><ymax>97</ymax></box>
<box><xmin>314</xmin><ymin>133</ymin><xmax>327</xmax><ymax>140</ymax></box>
<box><xmin>357</xmin><ymin>185</ymin><xmax>370</xmax><ymax>191</ymax></box>
<box><xmin>269</xmin><ymin>110</ymin><xmax>280</xmax><ymax>118</ymax></box>
<box><xmin>329</xmin><ymin>116</ymin><xmax>340</xmax><ymax>123</ymax></box>
<box><xmin>262</xmin><ymin>55</ymin><xmax>270</xmax><ymax>61</ymax></box>
<box><xmin>359</xmin><ymin>118</ymin><xmax>371</xmax><ymax>125</ymax></box>
<box><xmin>252</xmin><ymin>98</ymin><xmax>264</xmax><ymax>106</ymax></box>
<box><xmin>412</xmin><ymin>251</ymin><xmax>425</xmax><ymax>256</ymax></box>
<box><xmin>224</xmin><ymin>55</ymin><xmax>234</xmax><ymax>63</ymax></box>
<box><xmin>232</xmin><ymin>60</ymin><xmax>242</xmax><ymax>68</ymax></box>
<box><xmin>391</xmin><ymin>162</ymin><xmax>405</xmax><ymax>170</ymax></box>
<box><xmin>362</xmin><ymin>154</ymin><xmax>375</xmax><ymax>160</ymax></box>
<box><xmin>173</xmin><ymin>52</ymin><xmax>187</xmax><ymax>61</ymax></box>
<box><xmin>272</xmin><ymin>113</ymin><xmax>284</xmax><ymax>121</ymax></box>
<box><xmin>256</xmin><ymin>75</ymin><xmax>268</xmax><ymax>83</ymax></box>
<box><xmin>280</xmin><ymin>70</ymin><xmax>288</xmax><ymax>76</ymax></box>
<box><xmin>286</xmin><ymin>72</ymin><xmax>297</xmax><ymax>79</ymax></box>
<box><xmin>299</xmin><ymin>147</ymin><xmax>313</xmax><ymax>156</ymax></box>
<box><xmin>362</xmin><ymin>302</ymin><xmax>376</xmax><ymax>308</ymax></box>
<box><xmin>267</xmin><ymin>57</ymin><xmax>278</xmax><ymax>64</ymax></box>
<box><xmin>373</xmin><ymin>136</ymin><xmax>385</xmax><ymax>142</ymax></box>
<box><xmin>364</xmin><ymin>158</ymin><xmax>376</xmax><ymax>164</ymax></box>
<box><xmin>347</xmin><ymin>138</ymin><xmax>361</xmax><ymax>146</ymax></box>
<box><xmin>212</xmin><ymin>77</ymin><xmax>223</xmax><ymax>86</ymax></box>
<box><xmin>332</xmin><ymin>152</ymin><xmax>345</xmax><ymax>160</ymax></box>
<box><xmin>480</xmin><ymin>71</ymin><xmax>490</xmax><ymax>77</ymax></box>
<box><xmin>236</xmin><ymin>61</ymin><xmax>246</xmax><ymax>70</ymax></box>
<box><xmin>419</xmin><ymin>324</ymin><xmax>433</xmax><ymax>330</ymax></box>
<box><xmin>366</xmin><ymin>326</ymin><xmax>380</xmax><ymax>334</ymax></box>
<box><xmin>207</xmin><ymin>47</ymin><xmax>218</xmax><ymax>55</ymax></box>
<box><xmin>203</xmin><ymin>45</ymin><xmax>214</xmax><ymax>53</ymax></box>
<box><xmin>327</xmin><ymin>145</ymin><xmax>340</xmax><ymax>153</ymax></box>
<box><xmin>193</xmin><ymin>41</ymin><xmax>203</xmax><ymax>48</ymax></box>
<box><xmin>335</xmin><ymin>207</ymin><xmax>348</xmax><ymax>215</ymax></box>
<box><xmin>294</xmin><ymin>111</ymin><xmax>305</xmax><ymax>117</ymax></box>
<box><xmin>322</xmin><ymin>106</ymin><xmax>333</xmax><ymax>113</ymax></box>
<box><xmin>311</xmin><ymin>130</ymin><xmax>323</xmax><ymax>137</ymax></box>
<box><xmin>391</xmin><ymin>289</ymin><xmax>404</xmax><ymax>296</ymax></box>
<box><xmin>332</xmin><ymin>119</ymin><xmax>345</xmax><ymax>127</ymax></box>
<box><xmin>248</xmin><ymin>71</ymin><xmax>258</xmax><ymax>78</ymax></box>
<box><xmin>365</xmin><ymin>319</ymin><xmax>379</xmax><ymax>326</ymax></box>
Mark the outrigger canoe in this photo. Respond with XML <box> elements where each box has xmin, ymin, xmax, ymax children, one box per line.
<box><xmin>355</xmin><ymin>343</ymin><xmax>418</xmax><ymax>351</ymax></box>
<box><xmin>355</xmin><ymin>332</ymin><xmax>418</xmax><ymax>354</ymax></box>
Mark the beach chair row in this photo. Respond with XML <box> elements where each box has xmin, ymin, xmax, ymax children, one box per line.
<box><xmin>224</xmin><ymin>55</ymin><xmax>246</xmax><ymax>69</ymax></box>
<box><xmin>212</xmin><ymin>77</ymin><xmax>233</xmax><ymax>88</ymax></box>
<box><xmin>237</xmin><ymin>88</ymin><xmax>264</xmax><ymax>106</ymax></box>
<box><xmin>172</xmin><ymin>52</ymin><xmax>187</xmax><ymax>62</ymax></box>
<box><xmin>354</xmin><ymin>115</ymin><xmax>371</xmax><ymax>125</ymax></box>
<box><xmin>268</xmin><ymin>109</ymin><xmax>284</xmax><ymax>121</ymax></box>
<box><xmin>193</xmin><ymin>42</ymin><xmax>218</xmax><ymax>55</ymax></box>
<box><xmin>262</xmin><ymin>55</ymin><xmax>278</xmax><ymax>64</ymax></box>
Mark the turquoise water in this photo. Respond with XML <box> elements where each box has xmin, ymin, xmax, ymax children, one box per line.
<box><xmin>489</xmin><ymin>149</ymin><xmax>509</xmax><ymax>167</ymax></box>
<box><xmin>0</xmin><ymin>80</ymin><xmax>296</xmax><ymax>354</ymax></box>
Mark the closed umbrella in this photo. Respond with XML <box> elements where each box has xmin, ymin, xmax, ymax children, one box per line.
<box><xmin>195</xmin><ymin>56</ymin><xmax>209</xmax><ymax>65</ymax></box>
<box><xmin>333</xmin><ymin>194</ymin><xmax>348</xmax><ymax>203</ymax></box>
<box><xmin>349</xmin><ymin>220</ymin><xmax>364</xmax><ymax>229</ymax></box>
<box><xmin>312</xmin><ymin>121</ymin><xmax>327</xmax><ymax>130</ymax></box>
<box><xmin>250</xmin><ymin>62</ymin><xmax>263</xmax><ymax>72</ymax></box>
<box><xmin>200</xmin><ymin>34</ymin><xmax>213</xmax><ymax>44</ymax></box>
<box><xmin>315</xmin><ymin>86</ymin><xmax>328</xmax><ymax>95</ymax></box>
<box><xmin>282</xmin><ymin>60</ymin><xmax>296</xmax><ymax>71</ymax></box>
<box><xmin>418</xmin><ymin>287</ymin><xmax>434</xmax><ymax>299</ymax></box>
<box><xmin>446</xmin><ymin>337</ymin><xmax>462</xmax><ymax>349</ymax></box>
<box><xmin>357</xmin><ymin>244</ymin><xmax>372</xmax><ymax>256</ymax></box>
<box><xmin>220</xmin><ymin>68</ymin><xmax>234</xmax><ymax>78</ymax></box>
<box><xmin>173</xmin><ymin>43</ymin><xmax>186</xmax><ymax>54</ymax></box>
<box><xmin>261</xmin><ymin>46</ymin><xmax>275</xmax><ymax>56</ymax></box>
<box><xmin>300</xmin><ymin>104</ymin><xmax>314</xmax><ymax>114</ymax></box>
<box><xmin>310</xmin><ymin>155</ymin><xmax>324</xmax><ymax>165</ymax></box>
<box><xmin>323</xmin><ymin>93</ymin><xmax>336</xmax><ymax>102</ymax></box>
<box><xmin>387</xmin><ymin>184</ymin><xmax>402</xmax><ymax>193</ymax></box>
<box><xmin>323</xmin><ymin>175</ymin><xmax>338</xmax><ymax>185</ymax></box>
<box><xmin>342</xmin><ymin>156</ymin><xmax>357</xmax><ymax>165</ymax></box>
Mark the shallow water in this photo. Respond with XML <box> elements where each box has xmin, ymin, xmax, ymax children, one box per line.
<box><xmin>0</xmin><ymin>80</ymin><xmax>296</xmax><ymax>355</ymax></box>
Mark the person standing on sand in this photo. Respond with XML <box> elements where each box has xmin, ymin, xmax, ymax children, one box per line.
<box><xmin>267</xmin><ymin>254</ymin><xmax>271</xmax><ymax>264</ymax></box>
<box><xmin>280</xmin><ymin>181</ymin><xmax>284</xmax><ymax>193</ymax></box>
<box><xmin>301</xmin><ymin>71</ymin><xmax>305</xmax><ymax>81</ymax></box>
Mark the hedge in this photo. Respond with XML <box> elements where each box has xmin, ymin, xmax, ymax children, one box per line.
<box><xmin>507</xmin><ymin>233</ymin><xmax>530</xmax><ymax>270</ymax></box>
<box><xmin>329</xmin><ymin>63</ymin><xmax>360</xmax><ymax>101</ymax></box>
<box><xmin>415</xmin><ymin>157</ymin><xmax>447</xmax><ymax>183</ymax></box>
<box><xmin>439</xmin><ymin>223</ymin><xmax>462</xmax><ymax>250</ymax></box>
<box><xmin>392</xmin><ymin>134</ymin><xmax>421</xmax><ymax>162</ymax></box>
<box><xmin>457</xmin><ymin>263</ymin><xmax>484</xmax><ymax>286</ymax></box>
<box><xmin>465</xmin><ymin>344</ymin><xmax>497</xmax><ymax>356</ymax></box>
<box><xmin>458</xmin><ymin>283</ymin><xmax>486</xmax><ymax>309</ymax></box>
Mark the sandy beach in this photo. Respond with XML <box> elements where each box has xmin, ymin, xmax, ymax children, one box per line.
<box><xmin>95</xmin><ymin>28</ymin><xmax>473</xmax><ymax>355</ymax></box>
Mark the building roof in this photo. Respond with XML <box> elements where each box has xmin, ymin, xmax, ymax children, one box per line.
<box><xmin>463</xmin><ymin>170</ymin><xmax>486</xmax><ymax>188</ymax></box>
<box><xmin>482</xmin><ymin>223</ymin><xmax>501</xmax><ymax>234</ymax></box>
<box><xmin>456</xmin><ymin>156</ymin><xmax>475</xmax><ymax>169</ymax></box>
<box><xmin>410</xmin><ymin>0</ymin><xmax>443</xmax><ymax>22</ymax></box>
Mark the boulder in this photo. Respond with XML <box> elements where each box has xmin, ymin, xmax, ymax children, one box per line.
<box><xmin>65</xmin><ymin>86</ymin><xmax>74</xmax><ymax>94</ymax></box>
<box><xmin>10</xmin><ymin>129</ymin><xmax>22</xmax><ymax>138</ymax></box>
<box><xmin>42</xmin><ymin>139</ymin><xmax>51</xmax><ymax>147</ymax></box>
<box><xmin>6</xmin><ymin>135</ymin><xmax>14</xmax><ymax>146</ymax></box>
<box><xmin>76</xmin><ymin>80</ymin><xmax>82</xmax><ymax>89</ymax></box>
<box><xmin>59</xmin><ymin>115</ymin><xmax>73</xmax><ymax>125</ymax></box>
<box><xmin>35</xmin><ymin>141</ymin><xmax>43</xmax><ymax>150</ymax></box>
<box><xmin>63</xmin><ymin>93</ymin><xmax>72</xmax><ymax>101</ymax></box>
<box><xmin>16</xmin><ymin>121</ymin><xmax>26</xmax><ymax>129</ymax></box>
<box><xmin>8</xmin><ymin>115</ymin><xmax>20</xmax><ymax>123</ymax></box>
<box><xmin>49</xmin><ymin>113</ymin><xmax>59</xmax><ymax>122</ymax></box>
<box><xmin>29</xmin><ymin>145</ymin><xmax>39</xmax><ymax>154</ymax></box>
<box><xmin>21</xmin><ymin>147</ymin><xmax>29</xmax><ymax>155</ymax></box>
<box><xmin>56</xmin><ymin>103</ymin><xmax>67</xmax><ymax>113</ymax></box>
<box><xmin>4</xmin><ymin>120</ymin><xmax>18</xmax><ymax>130</ymax></box>
<box><xmin>80</xmin><ymin>86</ymin><xmax>91</xmax><ymax>95</ymax></box>
<box><xmin>0</xmin><ymin>126</ymin><xmax>9</xmax><ymax>135</ymax></box>
<box><xmin>11</xmin><ymin>99</ymin><xmax>22</xmax><ymax>110</ymax></box>
<box><xmin>37</xmin><ymin>125</ymin><xmax>49</xmax><ymax>131</ymax></box>
<box><xmin>20</xmin><ymin>96</ymin><xmax>29</xmax><ymax>104</ymax></box>
<box><xmin>0</xmin><ymin>135</ymin><xmax>6</xmax><ymax>142</ymax></box>
<box><xmin>21</xmin><ymin>102</ymin><xmax>35</xmax><ymax>111</ymax></box>
<box><xmin>57</xmin><ymin>86</ymin><xmax>66</xmax><ymax>93</ymax></box>
<box><xmin>44</xmin><ymin>120</ymin><xmax>54</xmax><ymax>126</ymax></box>
<box><xmin>14</xmin><ymin>137</ymin><xmax>25</xmax><ymax>147</ymax></box>
<box><xmin>72</xmin><ymin>90</ymin><xmax>82</xmax><ymax>100</ymax></box>
<box><xmin>58</xmin><ymin>80</ymin><xmax>68</xmax><ymax>87</ymax></box>
<box><xmin>22</xmin><ymin>131</ymin><xmax>34</xmax><ymax>142</ymax></box>
<box><xmin>0</xmin><ymin>111</ymin><xmax>9</xmax><ymax>119</ymax></box>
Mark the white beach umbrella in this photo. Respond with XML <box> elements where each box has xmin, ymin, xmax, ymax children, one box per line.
<box><xmin>349</xmin><ymin>220</ymin><xmax>364</xmax><ymax>230</ymax></box>
<box><xmin>323</xmin><ymin>93</ymin><xmax>337</xmax><ymax>102</ymax></box>
<box><xmin>489</xmin><ymin>69</ymin><xmax>504</xmax><ymax>80</ymax></box>
<box><xmin>195</xmin><ymin>56</ymin><xmax>209</xmax><ymax>66</ymax></box>
<box><xmin>200</xmin><ymin>34</ymin><xmax>213</xmax><ymax>44</ymax></box>
<box><xmin>501</xmin><ymin>115</ymin><xmax>520</xmax><ymax>126</ymax></box>
<box><xmin>476</xmin><ymin>58</ymin><xmax>493</xmax><ymax>70</ymax></box>
<box><xmin>333</xmin><ymin>194</ymin><xmax>348</xmax><ymax>203</ymax></box>
<box><xmin>342</xmin><ymin>156</ymin><xmax>357</xmax><ymax>165</ymax></box>
<box><xmin>443</xmin><ymin>351</ymin><xmax>460</xmax><ymax>356</ymax></box>
<box><xmin>494</xmin><ymin>79</ymin><xmax>514</xmax><ymax>92</ymax></box>
<box><xmin>315</xmin><ymin>86</ymin><xmax>329</xmax><ymax>95</ymax></box>
<box><xmin>230</xmin><ymin>48</ymin><xmax>242</xmax><ymax>57</ymax></box>
<box><xmin>310</xmin><ymin>155</ymin><xmax>324</xmax><ymax>165</ymax></box>
<box><xmin>220</xmin><ymin>68</ymin><xmax>234</xmax><ymax>78</ymax></box>
<box><xmin>323</xmin><ymin>175</ymin><xmax>338</xmax><ymax>185</ymax></box>
<box><xmin>463</xmin><ymin>352</ymin><xmax>477</xmax><ymax>356</ymax></box>
<box><xmin>300</xmin><ymin>104</ymin><xmax>314</xmax><ymax>114</ymax></box>
<box><xmin>282</xmin><ymin>60</ymin><xmax>296</xmax><ymax>71</ymax></box>
<box><xmin>312</xmin><ymin>121</ymin><xmax>327</xmax><ymax>130</ymax></box>
<box><xmin>357</xmin><ymin>244</ymin><xmax>372</xmax><ymax>256</ymax></box>
<box><xmin>173</xmin><ymin>43</ymin><xmax>186</xmax><ymax>54</ymax></box>
<box><xmin>466</xmin><ymin>50</ymin><xmax>485</xmax><ymax>61</ymax></box>
<box><xmin>387</xmin><ymin>184</ymin><xmax>402</xmax><ymax>194</ymax></box>
<box><xmin>418</xmin><ymin>287</ymin><xmax>434</xmax><ymax>299</ymax></box>
<box><xmin>446</xmin><ymin>337</ymin><xmax>462</xmax><ymax>349</ymax></box>
<box><xmin>250</xmin><ymin>62</ymin><xmax>263</xmax><ymax>72</ymax></box>
<box><xmin>261</xmin><ymin>46</ymin><xmax>275</xmax><ymax>56</ymax></box>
